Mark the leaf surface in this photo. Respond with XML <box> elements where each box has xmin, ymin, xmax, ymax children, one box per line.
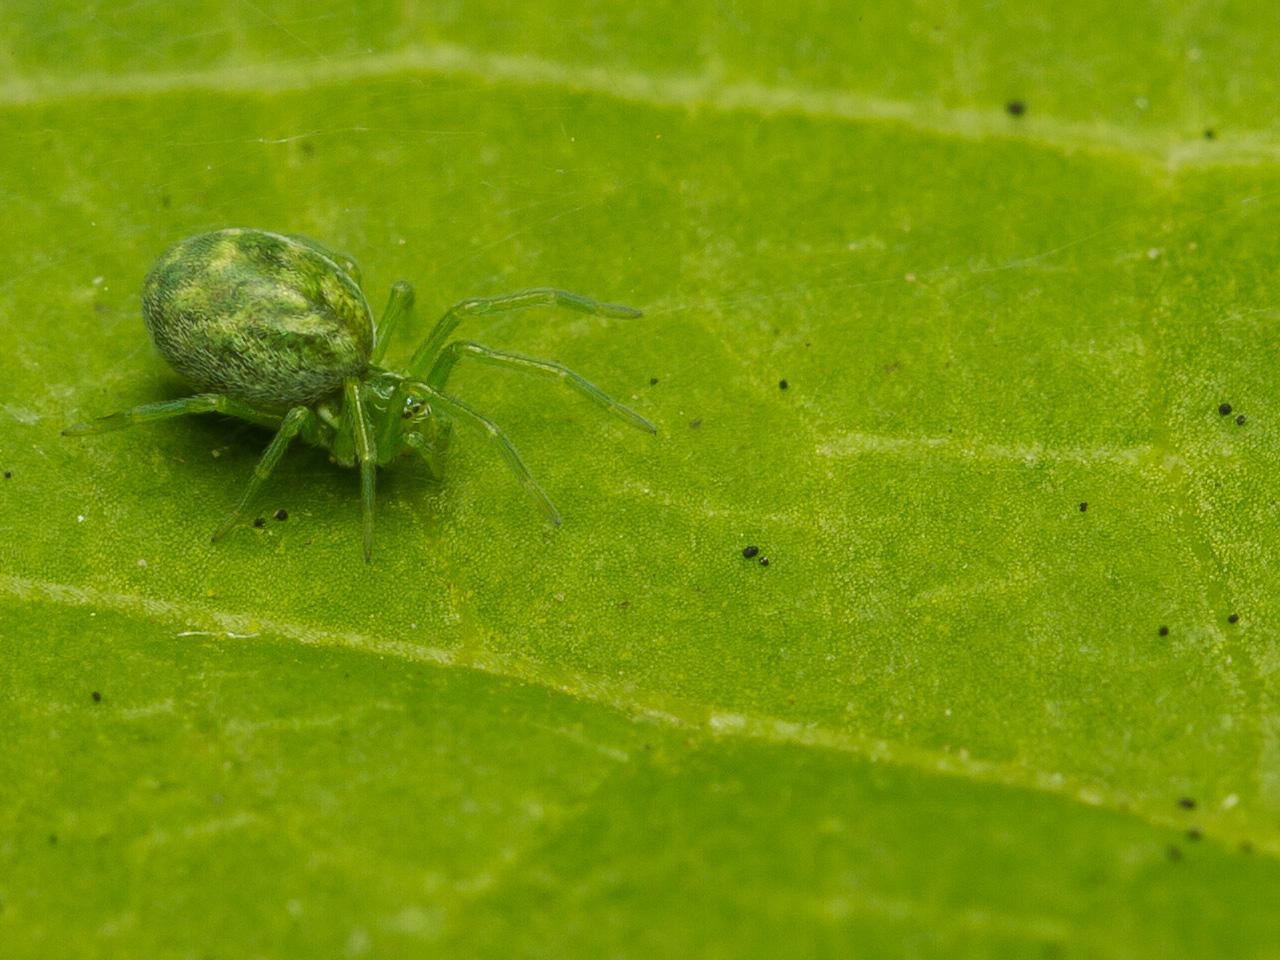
<box><xmin>2</xmin><ymin>3</ymin><xmax>1279</xmax><ymax>956</ymax></box>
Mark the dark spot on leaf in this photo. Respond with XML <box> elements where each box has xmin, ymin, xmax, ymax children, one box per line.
<box><xmin>1006</xmin><ymin>99</ymin><xmax>1026</xmax><ymax>116</ymax></box>
<box><xmin>160</xmin><ymin>193</ymin><xmax>171</xmax><ymax>208</ymax></box>
<box><xmin>1218</xmin><ymin>402</ymin><xmax>1233</xmax><ymax>415</ymax></box>
<box><xmin>1240</xmin><ymin>841</ymin><xmax>1254</xmax><ymax>854</ymax></box>
<box><xmin>1228</xmin><ymin>613</ymin><xmax>1239</xmax><ymax>624</ymax></box>
<box><xmin>649</xmin><ymin>377</ymin><xmax>659</xmax><ymax>385</ymax></box>
<box><xmin>1158</xmin><ymin>625</ymin><xmax>1169</xmax><ymax>637</ymax></box>
<box><xmin>1236</xmin><ymin>414</ymin><xmax>1246</xmax><ymax>425</ymax></box>
<box><xmin>48</xmin><ymin>834</ymin><xmax>57</xmax><ymax>845</ymax></box>
<box><xmin>779</xmin><ymin>379</ymin><xmax>789</xmax><ymax>390</ymax></box>
<box><xmin>3</xmin><ymin>470</ymin><xmax>10</xmax><ymax>479</ymax></box>
<box><xmin>689</xmin><ymin>418</ymin><xmax>702</xmax><ymax>429</ymax></box>
<box><xmin>301</xmin><ymin>140</ymin><xmax>315</xmax><ymax>157</ymax></box>
<box><xmin>1186</xmin><ymin>828</ymin><xmax>1202</xmax><ymax>841</ymax></box>
<box><xmin>759</xmin><ymin>556</ymin><xmax>770</xmax><ymax>567</ymax></box>
<box><xmin>742</xmin><ymin>545</ymin><xmax>759</xmax><ymax>559</ymax></box>
<box><xmin>1167</xmin><ymin>845</ymin><xmax>1182</xmax><ymax>861</ymax></box>
<box><xmin>91</xmin><ymin>691</ymin><xmax>101</xmax><ymax>703</ymax></box>
<box><xmin>274</xmin><ymin>509</ymin><xmax>288</xmax><ymax>521</ymax></box>
<box><xmin>1079</xmin><ymin>502</ymin><xmax>1088</xmax><ymax>512</ymax></box>
<box><xmin>1178</xmin><ymin>796</ymin><xmax>1197</xmax><ymax>810</ymax></box>
<box><xmin>253</xmin><ymin>517</ymin><xmax>266</xmax><ymax>528</ymax></box>
<box><xmin>1204</xmin><ymin>128</ymin><xmax>1215</xmax><ymax>140</ymax></box>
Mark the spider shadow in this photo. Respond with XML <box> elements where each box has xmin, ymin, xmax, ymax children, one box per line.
<box><xmin>174</xmin><ymin>411</ymin><xmax>451</xmax><ymax>539</ymax></box>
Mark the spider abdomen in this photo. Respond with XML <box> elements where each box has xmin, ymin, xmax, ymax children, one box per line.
<box><xmin>142</xmin><ymin>228</ymin><xmax>374</xmax><ymax>408</ymax></box>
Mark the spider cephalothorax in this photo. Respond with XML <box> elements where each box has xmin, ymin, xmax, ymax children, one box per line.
<box><xmin>66</xmin><ymin>228</ymin><xmax>655</xmax><ymax>561</ymax></box>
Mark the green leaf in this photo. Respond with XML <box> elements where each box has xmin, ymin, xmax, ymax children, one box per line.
<box><xmin>3</xmin><ymin>3</ymin><xmax>1279</xmax><ymax>956</ymax></box>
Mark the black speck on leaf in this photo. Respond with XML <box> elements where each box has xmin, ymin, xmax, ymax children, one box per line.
<box><xmin>1236</xmin><ymin>414</ymin><xmax>1246</xmax><ymax>425</ymax></box>
<box><xmin>1219</xmin><ymin>402</ymin><xmax>1233</xmax><ymax>415</ymax></box>
<box><xmin>1178</xmin><ymin>796</ymin><xmax>1197</xmax><ymax>810</ymax></box>
<box><xmin>742</xmin><ymin>545</ymin><xmax>760</xmax><ymax>559</ymax></box>
<box><xmin>1167</xmin><ymin>845</ymin><xmax>1183</xmax><ymax>862</ymax></box>
<box><xmin>779</xmin><ymin>379</ymin><xmax>789</xmax><ymax>390</ymax></box>
<box><xmin>253</xmin><ymin>517</ymin><xmax>266</xmax><ymax>528</ymax></box>
<box><xmin>649</xmin><ymin>377</ymin><xmax>659</xmax><ymax>385</ymax></box>
<box><xmin>1186</xmin><ymin>828</ymin><xmax>1202</xmax><ymax>841</ymax></box>
<box><xmin>1228</xmin><ymin>613</ymin><xmax>1239</xmax><ymax>624</ymax></box>
<box><xmin>1006</xmin><ymin>99</ymin><xmax>1026</xmax><ymax>116</ymax></box>
<box><xmin>1204</xmin><ymin>128</ymin><xmax>1216</xmax><ymax>140</ymax></box>
<box><xmin>274</xmin><ymin>509</ymin><xmax>288</xmax><ymax>521</ymax></box>
<box><xmin>759</xmin><ymin>556</ymin><xmax>770</xmax><ymax>567</ymax></box>
<box><xmin>2</xmin><ymin>470</ymin><xmax>10</xmax><ymax>479</ymax></box>
<box><xmin>91</xmin><ymin>691</ymin><xmax>101</xmax><ymax>703</ymax></box>
<box><xmin>1079</xmin><ymin>502</ymin><xmax>1088</xmax><ymax>512</ymax></box>
<box><xmin>1158</xmin><ymin>625</ymin><xmax>1169</xmax><ymax>637</ymax></box>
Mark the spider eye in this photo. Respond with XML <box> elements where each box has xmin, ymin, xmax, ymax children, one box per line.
<box><xmin>401</xmin><ymin>398</ymin><xmax>427</xmax><ymax>419</ymax></box>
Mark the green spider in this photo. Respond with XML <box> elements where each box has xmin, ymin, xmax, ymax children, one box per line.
<box><xmin>64</xmin><ymin>228</ymin><xmax>655</xmax><ymax>562</ymax></box>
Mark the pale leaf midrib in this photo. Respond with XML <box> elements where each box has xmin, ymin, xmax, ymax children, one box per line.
<box><xmin>0</xmin><ymin>41</ymin><xmax>1275</xmax><ymax>170</ymax></box>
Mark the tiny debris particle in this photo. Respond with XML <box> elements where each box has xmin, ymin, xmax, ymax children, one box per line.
<box><xmin>1218</xmin><ymin>402</ymin><xmax>1233</xmax><ymax>416</ymax></box>
<box><xmin>253</xmin><ymin>517</ymin><xmax>266</xmax><ymax>528</ymax></box>
<box><xmin>759</xmin><ymin>556</ymin><xmax>770</xmax><ymax>566</ymax></box>
<box><xmin>1006</xmin><ymin>99</ymin><xmax>1026</xmax><ymax>116</ymax></box>
<box><xmin>1178</xmin><ymin>796</ymin><xmax>1197</xmax><ymax>810</ymax></box>
<box><xmin>91</xmin><ymin>691</ymin><xmax>101</xmax><ymax>703</ymax></box>
<box><xmin>1079</xmin><ymin>502</ymin><xmax>1088</xmax><ymax>512</ymax></box>
<box><xmin>742</xmin><ymin>545</ymin><xmax>760</xmax><ymax>559</ymax></box>
<box><xmin>1236</xmin><ymin>414</ymin><xmax>1246</xmax><ymax>425</ymax></box>
<box><xmin>274</xmin><ymin>509</ymin><xmax>288</xmax><ymax>521</ymax></box>
<box><xmin>2</xmin><ymin>470</ymin><xmax>10</xmax><ymax>479</ymax></box>
<box><xmin>1159</xmin><ymin>625</ymin><xmax>1169</xmax><ymax>637</ymax></box>
<box><xmin>649</xmin><ymin>377</ymin><xmax>659</xmax><ymax>386</ymax></box>
<box><xmin>1167</xmin><ymin>845</ymin><xmax>1183</xmax><ymax>862</ymax></box>
<box><xmin>1204</xmin><ymin>128</ymin><xmax>1216</xmax><ymax>140</ymax></box>
<box><xmin>689</xmin><ymin>418</ymin><xmax>702</xmax><ymax>429</ymax></box>
<box><xmin>1186</xmin><ymin>828</ymin><xmax>1202</xmax><ymax>841</ymax></box>
<box><xmin>779</xmin><ymin>379</ymin><xmax>789</xmax><ymax>390</ymax></box>
<box><xmin>1228</xmin><ymin>613</ymin><xmax>1239</xmax><ymax>624</ymax></box>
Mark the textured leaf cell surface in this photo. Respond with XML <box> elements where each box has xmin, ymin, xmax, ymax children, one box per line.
<box><xmin>2</xmin><ymin>4</ymin><xmax>1279</xmax><ymax>957</ymax></box>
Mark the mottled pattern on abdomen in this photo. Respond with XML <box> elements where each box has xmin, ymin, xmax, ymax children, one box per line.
<box><xmin>142</xmin><ymin>229</ymin><xmax>373</xmax><ymax>408</ymax></box>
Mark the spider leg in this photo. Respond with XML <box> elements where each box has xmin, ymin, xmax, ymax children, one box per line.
<box><xmin>403</xmin><ymin>379</ymin><xmax>561</xmax><ymax>525</ymax></box>
<box><xmin>371</xmin><ymin>280</ymin><xmax>415</xmax><ymax>364</ymax></box>
<box><xmin>211</xmin><ymin>405</ymin><xmax>312</xmax><ymax>544</ymax></box>
<box><xmin>63</xmin><ymin>394</ymin><xmax>281</xmax><ymax>435</ymax></box>
<box><xmin>344</xmin><ymin>379</ymin><xmax>378</xmax><ymax>563</ymax></box>
<box><xmin>406</xmin><ymin>288</ymin><xmax>641</xmax><ymax>376</ymax></box>
<box><xmin>426</xmin><ymin>341</ymin><xmax>656</xmax><ymax>433</ymax></box>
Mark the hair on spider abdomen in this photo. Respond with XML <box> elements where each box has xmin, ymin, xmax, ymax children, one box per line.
<box><xmin>142</xmin><ymin>229</ymin><xmax>373</xmax><ymax>408</ymax></box>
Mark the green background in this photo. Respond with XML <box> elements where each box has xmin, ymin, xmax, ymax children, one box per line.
<box><xmin>2</xmin><ymin>2</ymin><xmax>1279</xmax><ymax>956</ymax></box>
